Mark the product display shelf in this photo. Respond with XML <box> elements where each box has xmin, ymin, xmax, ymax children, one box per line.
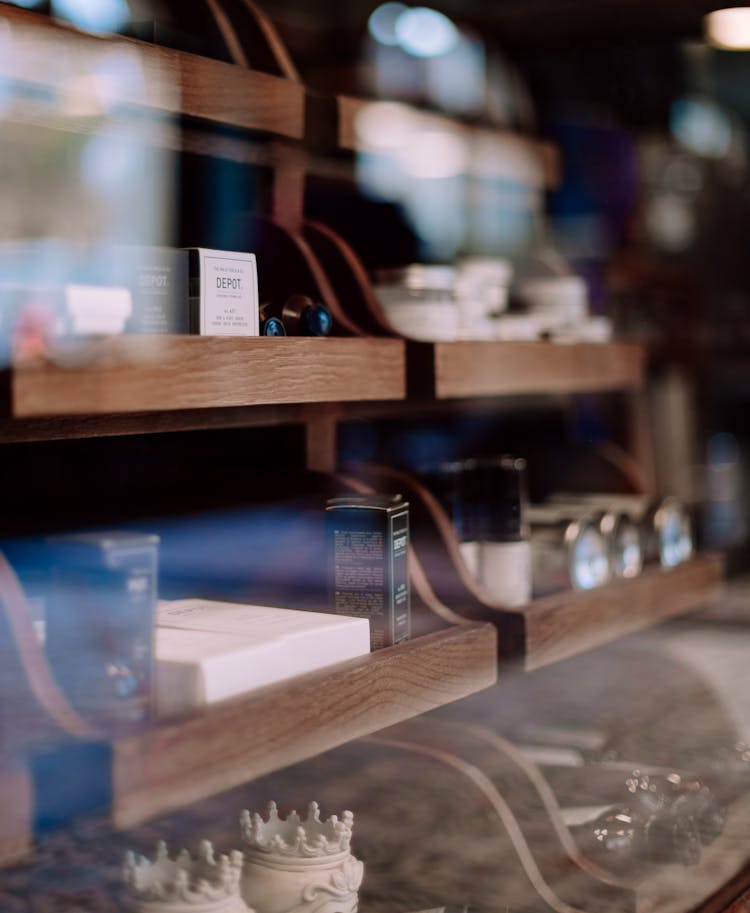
<box><xmin>407</xmin><ymin>339</ymin><xmax>646</xmax><ymax>399</ymax></box>
<box><xmin>5</xmin><ymin>336</ymin><xmax>406</xmax><ymax>418</ymax></box>
<box><xmin>345</xmin><ymin>464</ymin><xmax>722</xmax><ymax>673</ymax></box>
<box><xmin>501</xmin><ymin>553</ymin><xmax>725</xmax><ymax>671</ymax></box>
<box><xmin>309</xmin><ymin>92</ymin><xmax>560</xmax><ymax>189</ymax></box>
<box><xmin>110</xmin><ymin>621</ymin><xmax>497</xmax><ymax>828</ymax></box>
<box><xmin>0</xmin><ymin>3</ymin><xmax>562</xmax><ymax>183</ymax></box>
<box><xmin>0</xmin><ymin>5</ymin><xmax>305</xmax><ymax>140</ymax></box>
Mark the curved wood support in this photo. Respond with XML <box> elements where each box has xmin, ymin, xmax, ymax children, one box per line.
<box><xmin>367</xmin><ymin>728</ymin><xmax>633</xmax><ymax>913</ymax></box>
<box><xmin>237</xmin><ymin>215</ymin><xmax>367</xmax><ymax>336</ymax></box>
<box><xmin>0</xmin><ymin>552</ymin><xmax>98</xmax><ymax>758</ymax></box>
<box><xmin>205</xmin><ymin>0</ymin><xmax>250</xmax><ymax>67</ymax></box>
<box><xmin>238</xmin><ymin>0</ymin><xmax>301</xmax><ymax>82</ymax></box>
<box><xmin>434</xmin><ymin>719</ymin><xmax>631</xmax><ymax>889</ymax></box>
<box><xmin>289</xmin><ymin>228</ymin><xmax>366</xmax><ymax>335</ymax></box>
<box><xmin>595</xmin><ymin>440</ymin><xmax>649</xmax><ymax>496</ymax></box>
<box><xmin>342</xmin><ymin>460</ymin><xmax>514</xmax><ymax>612</ymax></box>
<box><xmin>205</xmin><ymin>0</ymin><xmax>300</xmax><ymax>81</ymax></box>
<box><xmin>303</xmin><ymin>220</ymin><xmax>399</xmax><ymax>337</ymax></box>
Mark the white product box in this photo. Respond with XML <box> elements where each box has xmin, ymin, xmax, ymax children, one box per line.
<box><xmin>155</xmin><ymin>599</ymin><xmax>370</xmax><ymax>718</ymax></box>
<box><xmin>187</xmin><ymin>248</ymin><xmax>259</xmax><ymax>336</ymax></box>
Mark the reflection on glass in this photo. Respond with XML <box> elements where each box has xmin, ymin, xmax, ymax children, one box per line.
<box><xmin>0</xmin><ymin>17</ymin><xmax>175</xmax><ymax>364</ymax></box>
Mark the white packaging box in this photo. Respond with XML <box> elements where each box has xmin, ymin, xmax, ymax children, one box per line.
<box><xmin>187</xmin><ymin>248</ymin><xmax>259</xmax><ymax>336</ymax></box>
<box><xmin>155</xmin><ymin>599</ymin><xmax>370</xmax><ymax>718</ymax></box>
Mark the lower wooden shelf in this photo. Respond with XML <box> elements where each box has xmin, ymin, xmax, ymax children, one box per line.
<box><xmin>498</xmin><ymin>554</ymin><xmax>725</xmax><ymax>671</ymax></box>
<box><xmin>111</xmin><ymin>621</ymin><xmax>497</xmax><ymax>828</ymax></box>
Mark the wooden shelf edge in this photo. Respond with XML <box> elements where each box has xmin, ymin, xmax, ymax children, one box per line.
<box><xmin>111</xmin><ymin>621</ymin><xmax>498</xmax><ymax>828</ymax></box>
<box><xmin>0</xmin><ymin>6</ymin><xmax>305</xmax><ymax>140</ymax></box>
<box><xmin>9</xmin><ymin>336</ymin><xmax>406</xmax><ymax>418</ymax></box>
<box><xmin>507</xmin><ymin>554</ymin><xmax>725</xmax><ymax>671</ymax></box>
<box><xmin>421</xmin><ymin>340</ymin><xmax>645</xmax><ymax>399</ymax></box>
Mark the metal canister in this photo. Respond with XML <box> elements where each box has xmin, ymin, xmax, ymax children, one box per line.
<box><xmin>603</xmin><ymin>510</ymin><xmax>644</xmax><ymax>579</ymax></box>
<box><xmin>549</xmin><ymin>499</ymin><xmax>644</xmax><ymax>580</ymax></box>
<box><xmin>528</xmin><ymin>504</ymin><xmax>612</xmax><ymax>594</ymax></box>
<box><xmin>644</xmin><ymin>496</ymin><xmax>694</xmax><ymax>568</ymax></box>
<box><xmin>549</xmin><ymin>493</ymin><xmax>693</xmax><ymax>569</ymax></box>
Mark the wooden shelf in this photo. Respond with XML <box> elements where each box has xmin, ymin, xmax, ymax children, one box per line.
<box><xmin>7</xmin><ymin>336</ymin><xmax>406</xmax><ymax>418</ymax></box>
<box><xmin>309</xmin><ymin>94</ymin><xmax>560</xmax><ymax>189</ymax></box>
<box><xmin>408</xmin><ymin>339</ymin><xmax>646</xmax><ymax>399</ymax></box>
<box><xmin>498</xmin><ymin>554</ymin><xmax>725</xmax><ymax>671</ymax></box>
<box><xmin>111</xmin><ymin>622</ymin><xmax>497</xmax><ymax>828</ymax></box>
<box><xmin>0</xmin><ymin>6</ymin><xmax>304</xmax><ymax>140</ymax></box>
<box><xmin>9</xmin><ymin>337</ymin><xmax>644</xmax><ymax>423</ymax></box>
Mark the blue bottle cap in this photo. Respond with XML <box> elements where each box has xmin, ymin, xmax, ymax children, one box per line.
<box><xmin>303</xmin><ymin>303</ymin><xmax>333</xmax><ymax>337</ymax></box>
<box><xmin>262</xmin><ymin>316</ymin><xmax>286</xmax><ymax>336</ymax></box>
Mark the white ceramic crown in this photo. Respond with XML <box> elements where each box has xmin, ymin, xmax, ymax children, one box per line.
<box><xmin>123</xmin><ymin>840</ymin><xmax>252</xmax><ymax>913</ymax></box>
<box><xmin>239</xmin><ymin>802</ymin><xmax>363</xmax><ymax>913</ymax></box>
<box><xmin>240</xmin><ymin>801</ymin><xmax>353</xmax><ymax>860</ymax></box>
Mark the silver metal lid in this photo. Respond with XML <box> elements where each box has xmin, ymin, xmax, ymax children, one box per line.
<box><xmin>652</xmin><ymin>497</ymin><xmax>693</xmax><ymax>567</ymax></box>
<box><xmin>566</xmin><ymin>516</ymin><xmax>612</xmax><ymax>590</ymax></box>
<box><xmin>610</xmin><ymin>513</ymin><xmax>644</xmax><ymax>578</ymax></box>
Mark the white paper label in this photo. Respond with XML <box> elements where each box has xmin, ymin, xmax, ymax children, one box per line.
<box><xmin>480</xmin><ymin>540</ymin><xmax>531</xmax><ymax>607</ymax></box>
<box><xmin>197</xmin><ymin>249</ymin><xmax>258</xmax><ymax>336</ymax></box>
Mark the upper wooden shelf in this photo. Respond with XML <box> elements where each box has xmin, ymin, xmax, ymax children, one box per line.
<box><xmin>111</xmin><ymin>621</ymin><xmax>497</xmax><ymax>827</ymax></box>
<box><xmin>7</xmin><ymin>336</ymin><xmax>406</xmax><ymax>418</ymax></box>
<box><xmin>4</xmin><ymin>337</ymin><xmax>645</xmax><ymax>425</ymax></box>
<box><xmin>0</xmin><ymin>6</ymin><xmax>304</xmax><ymax>140</ymax></box>
<box><xmin>497</xmin><ymin>553</ymin><xmax>725</xmax><ymax>671</ymax></box>
<box><xmin>306</xmin><ymin>94</ymin><xmax>560</xmax><ymax>189</ymax></box>
<box><xmin>408</xmin><ymin>339</ymin><xmax>646</xmax><ymax>399</ymax></box>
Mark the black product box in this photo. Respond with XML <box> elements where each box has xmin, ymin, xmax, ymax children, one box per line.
<box><xmin>326</xmin><ymin>494</ymin><xmax>410</xmax><ymax>650</ymax></box>
<box><xmin>45</xmin><ymin>531</ymin><xmax>159</xmax><ymax>727</ymax></box>
<box><xmin>114</xmin><ymin>246</ymin><xmax>189</xmax><ymax>334</ymax></box>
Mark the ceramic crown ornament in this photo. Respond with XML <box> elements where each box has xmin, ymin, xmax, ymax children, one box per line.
<box><xmin>239</xmin><ymin>801</ymin><xmax>364</xmax><ymax>913</ymax></box>
<box><xmin>123</xmin><ymin>840</ymin><xmax>253</xmax><ymax>913</ymax></box>
<box><xmin>240</xmin><ymin>801</ymin><xmax>354</xmax><ymax>858</ymax></box>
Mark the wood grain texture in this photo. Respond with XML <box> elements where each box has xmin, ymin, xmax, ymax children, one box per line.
<box><xmin>519</xmin><ymin>554</ymin><xmax>725</xmax><ymax>671</ymax></box>
<box><xmin>172</xmin><ymin>45</ymin><xmax>303</xmax><ymax>138</ymax></box>
<box><xmin>111</xmin><ymin>622</ymin><xmax>497</xmax><ymax>828</ymax></box>
<box><xmin>304</xmin><ymin>404</ymin><xmax>340</xmax><ymax>472</ymax></box>
<box><xmin>0</xmin><ymin>5</ymin><xmax>304</xmax><ymax>139</ymax></box>
<box><xmin>10</xmin><ymin>337</ymin><xmax>406</xmax><ymax>417</ymax></box>
<box><xmin>336</xmin><ymin>96</ymin><xmax>560</xmax><ymax>189</ymax></box>
<box><xmin>0</xmin><ymin>404</ymin><xmax>316</xmax><ymax>443</ymax></box>
<box><xmin>430</xmin><ymin>340</ymin><xmax>645</xmax><ymax>399</ymax></box>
